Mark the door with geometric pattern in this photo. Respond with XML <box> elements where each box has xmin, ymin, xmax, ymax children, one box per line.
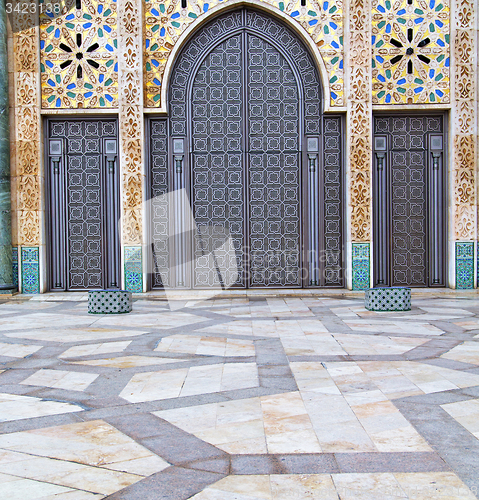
<box><xmin>373</xmin><ymin>115</ymin><xmax>446</xmax><ymax>287</ymax></box>
<box><xmin>149</xmin><ymin>8</ymin><xmax>344</xmax><ymax>289</ymax></box>
<box><xmin>46</xmin><ymin>119</ymin><xmax>120</xmax><ymax>291</ymax></box>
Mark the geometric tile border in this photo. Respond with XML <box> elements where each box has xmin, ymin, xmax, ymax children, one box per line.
<box><xmin>124</xmin><ymin>246</ymin><xmax>143</xmax><ymax>293</ymax></box>
<box><xmin>352</xmin><ymin>242</ymin><xmax>370</xmax><ymax>290</ymax></box>
<box><xmin>21</xmin><ymin>246</ymin><xmax>40</xmax><ymax>294</ymax></box>
<box><xmin>12</xmin><ymin>246</ymin><xmax>18</xmax><ymax>288</ymax></box>
<box><xmin>456</xmin><ymin>241</ymin><xmax>474</xmax><ymax>289</ymax></box>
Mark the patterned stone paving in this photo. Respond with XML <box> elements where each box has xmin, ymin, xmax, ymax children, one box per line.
<box><xmin>1</xmin><ymin>291</ymin><xmax>479</xmax><ymax>499</ymax></box>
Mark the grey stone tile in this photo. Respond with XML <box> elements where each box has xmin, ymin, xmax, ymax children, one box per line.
<box><xmin>421</xmin><ymin>358</ymin><xmax>478</xmax><ymax>371</ymax></box>
<box><xmin>104</xmin><ymin>467</ymin><xmax>224</xmax><ymax>500</ymax></box>
<box><xmin>274</xmin><ymin>454</ymin><xmax>339</xmax><ymax>474</ymax></box>
<box><xmin>260</xmin><ymin>377</ymin><xmax>298</xmax><ymax>391</ymax></box>
<box><xmin>335</xmin><ymin>452</ymin><xmax>450</xmax><ymax>473</ymax></box>
<box><xmin>230</xmin><ymin>454</ymin><xmax>280</xmax><ymax>475</ymax></box>
<box><xmin>396</xmin><ymin>397</ymin><xmax>479</xmax><ymax>494</ymax></box>
<box><xmin>188</xmin><ymin>457</ymin><xmax>231</xmax><ymax>475</ymax></box>
<box><xmin>138</xmin><ymin>418</ymin><xmax>227</xmax><ymax>465</ymax></box>
<box><xmin>0</xmin><ymin>412</ymin><xmax>85</xmax><ymax>434</ymax></box>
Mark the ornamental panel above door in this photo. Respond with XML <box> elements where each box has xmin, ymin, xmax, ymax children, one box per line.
<box><xmin>149</xmin><ymin>8</ymin><xmax>344</xmax><ymax>289</ymax></box>
<box><xmin>373</xmin><ymin>115</ymin><xmax>446</xmax><ymax>287</ymax></box>
<box><xmin>46</xmin><ymin>119</ymin><xmax>120</xmax><ymax>291</ymax></box>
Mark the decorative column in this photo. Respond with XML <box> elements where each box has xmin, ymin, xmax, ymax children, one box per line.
<box><xmin>118</xmin><ymin>0</ymin><xmax>145</xmax><ymax>293</ymax></box>
<box><xmin>347</xmin><ymin>0</ymin><xmax>373</xmax><ymax>290</ymax></box>
<box><xmin>0</xmin><ymin>0</ymin><xmax>14</xmax><ymax>293</ymax></box>
<box><xmin>452</xmin><ymin>0</ymin><xmax>477</xmax><ymax>289</ymax></box>
<box><xmin>12</xmin><ymin>9</ymin><xmax>41</xmax><ymax>294</ymax></box>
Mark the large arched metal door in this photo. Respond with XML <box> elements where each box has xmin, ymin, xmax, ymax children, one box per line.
<box><xmin>149</xmin><ymin>9</ymin><xmax>344</xmax><ymax>289</ymax></box>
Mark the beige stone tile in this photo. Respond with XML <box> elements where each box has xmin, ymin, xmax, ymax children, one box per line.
<box><xmin>21</xmin><ymin>369</ymin><xmax>99</xmax><ymax>392</ymax></box>
<box><xmin>333</xmin><ymin>334</ymin><xmax>427</xmax><ymax>356</ymax></box>
<box><xmin>441</xmin><ymin>341</ymin><xmax>479</xmax><ymax>365</ymax></box>
<box><xmin>36</xmin><ymin>491</ymin><xmax>104</xmax><ymax>499</ymax></box>
<box><xmin>370</xmin><ymin>426</ymin><xmax>432</xmax><ymax>452</ymax></box>
<box><xmin>0</xmin><ymin>342</ymin><xmax>42</xmax><ymax>358</ymax></box>
<box><xmin>5</xmin><ymin>328</ymin><xmax>149</xmax><ymax>343</ymax></box>
<box><xmin>196</xmin><ymin>420</ymin><xmax>265</xmax><ymax>447</ymax></box>
<box><xmin>104</xmin><ymin>454</ymin><xmax>170</xmax><ymax>476</ymax></box>
<box><xmin>332</xmin><ymin>473</ymin><xmax>406</xmax><ymax>499</ymax></box>
<box><xmin>313</xmin><ymin>421</ymin><xmax>377</xmax><ymax>453</ymax></box>
<box><xmin>192</xmin><ymin>475</ymin><xmax>272</xmax><ymax>499</ymax></box>
<box><xmin>39</xmin><ymin>492</ymin><xmax>104</xmax><ymax>499</ymax></box>
<box><xmin>359</xmin><ymin>411</ymin><xmax>415</xmax><ymax>435</ymax></box>
<box><xmin>345</xmin><ymin>320</ymin><xmax>444</xmax><ymax>336</ymax></box>
<box><xmin>0</xmin><ymin>420</ymin><xmax>165</xmax><ymax>468</ymax></box>
<box><xmin>0</xmin><ymin>313</ymin><xmax>94</xmax><ymax>332</ymax></box>
<box><xmin>0</xmin><ymin>393</ymin><xmax>82</xmax><ymax>422</ymax></box>
<box><xmin>218</xmin><ymin>436</ymin><xmax>268</xmax><ymax>454</ymax></box>
<box><xmin>0</xmin><ymin>474</ymin><xmax>77</xmax><ymax>500</ymax></box>
<box><xmin>0</xmin><ymin>453</ymin><xmax>141</xmax><ymax>495</ymax></box>
<box><xmin>120</xmin><ymin>368</ymin><xmax>188</xmax><ymax>403</ymax></box>
<box><xmin>220</xmin><ymin>363</ymin><xmax>259</xmax><ymax>392</ymax></box>
<box><xmin>154</xmin><ymin>403</ymin><xmax>219</xmax><ymax>432</ymax></box>
<box><xmin>344</xmin><ymin>391</ymin><xmax>389</xmax><ymax>408</ymax></box>
<box><xmin>0</xmin><ymin>455</ymin><xmax>85</xmax><ymax>479</ymax></box>
<box><xmin>59</xmin><ymin>341</ymin><xmax>132</xmax><ymax>358</ymax></box>
<box><xmin>394</xmin><ymin>472</ymin><xmax>477</xmax><ymax>499</ymax></box>
<box><xmin>442</xmin><ymin>399</ymin><xmax>479</xmax><ymax>437</ymax></box>
<box><xmin>156</xmin><ymin>398</ymin><xmax>267</xmax><ymax>454</ymax></box>
<box><xmin>441</xmin><ymin>399</ymin><xmax>479</xmax><ymax>418</ymax></box>
<box><xmin>265</xmin><ymin>428</ymin><xmax>322</xmax><ymax>454</ymax></box>
<box><xmin>180</xmin><ymin>365</ymin><xmax>224</xmax><ymax>396</ymax></box>
<box><xmin>41</xmin><ymin>466</ymin><xmax>142</xmax><ymax>495</ymax></box>
<box><xmin>94</xmin><ymin>311</ymin><xmax>207</xmax><ymax>329</ymax></box>
<box><xmin>270</xmin><ymin>474</ymin><xmax>339</xmax><ymax>499</ymax></box>
<box><xmin>290</xmin><ymin>362</ymin><xmax>341</xmax><ymax>394</ymax></box>
<box><xmin>74</xmin><ymin>356</ymin><xmax>184</xmax><ymax>368</ymax></box>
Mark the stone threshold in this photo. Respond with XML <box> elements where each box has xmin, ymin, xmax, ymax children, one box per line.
<box><xmin>6</xmin><ymin>287</ymin><xmax>479</xmax><ymax>301</ymax></box>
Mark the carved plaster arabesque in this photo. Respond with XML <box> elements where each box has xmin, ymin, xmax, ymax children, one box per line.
<box><xmin>12</xmin><ymin>13</ymin><xmax>41</xmax><ymax>247</ymax></box>
<box><xmin>118</xmin><ymin>0</ymin><xmax>144</xmax><ymax>246</ymax></box>
<box><xmin>453</xmin><ymin>0</ymin><xmax>477</xmax><ymax>241</ymax></box>
<box><xmin>348</xmin><ymin>0</ymin><xmax>372</xmax><ymax>243</ymax></box>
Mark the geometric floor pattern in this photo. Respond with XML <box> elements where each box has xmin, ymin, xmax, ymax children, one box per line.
<box><xmin>1</xmin><ymin>291</ymin><xmax>479</xmax><ymax>499</ymax></box>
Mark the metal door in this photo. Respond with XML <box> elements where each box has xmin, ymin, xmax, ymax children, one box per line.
<box><xmin>373</xmin><ymin>115</ymin><xmax>446</xmax><ymax>287</ymax></box>
<box><xmin>46</xmin><ymin>119</ymin><xmax>120</xmax><ymax>291</ymax></box>
<box><xmin>150</xmin><ymin>9</ymin><xmax>344</xmax><ymax>289</ymax></box>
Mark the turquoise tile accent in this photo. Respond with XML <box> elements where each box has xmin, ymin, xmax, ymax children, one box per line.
<box><xmin>12</xmin><ymin>247</ymin><xmax>18</xmax><ymax>288</ymax></box>
<box><xmin>352</xmin><ymin>243</ymin><xmax>370</xmax><ymax>290</ymax></box>
<box><xmin>124</xmin><ymin>246</ymin><xmax>143</xmax><ymax>293</ymax></box>
<box><xmin>21</xmin><ymin>247</ymin><xmax>40</xmax><ymax>294</ymax></box>
<box><xmin>456</xmin><ymin>241</ymin><xmax>474</xmax><ymax>289</ymax></box>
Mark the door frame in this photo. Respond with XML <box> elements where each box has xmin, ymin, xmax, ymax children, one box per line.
<box><xmin>44</xmin><ymin>116</ymin><xmax>121</xmax><ymax>291</ymax></box>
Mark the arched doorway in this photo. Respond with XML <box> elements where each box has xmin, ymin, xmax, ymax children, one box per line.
<box><xmin>149</xmin><ymin>8</ymin><xmax>344</xmax><ymax>289</ymax></box>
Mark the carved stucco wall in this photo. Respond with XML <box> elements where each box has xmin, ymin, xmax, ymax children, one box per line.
<box><xmin>348</xmin><ymin>0</ymin><xmax>372</xmax><ymax>244</ymax></box>
<box><xmin>452</xmin><ymin>0</ymin><xmax>477</xmax><ymax>242</ymax></box>
<box><xmin>118</xmin><ymin>0</ymin><xmax>144</xmax><ymax>247</ymax></box>
<box><xmin>11</xmin><ymin>13</ymin><xmax>42</xmax><ymax>248</ymax></box>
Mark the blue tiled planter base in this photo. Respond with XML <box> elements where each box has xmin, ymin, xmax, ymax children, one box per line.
<box><xmin>88</xmin><ymin>290</ymin><xmax>132</xmax><ymax>314</ymax></box>
<box><xmin>365</xmin><ymin>287</ymin><xmax>411</xmax><ymax>312</ymax></box>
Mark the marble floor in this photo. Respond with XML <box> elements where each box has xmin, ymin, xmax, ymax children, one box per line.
<box><xmin>0</xmin><ymin>290</ymin><xmax>479</xmax><ymax>498</ymax></box>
